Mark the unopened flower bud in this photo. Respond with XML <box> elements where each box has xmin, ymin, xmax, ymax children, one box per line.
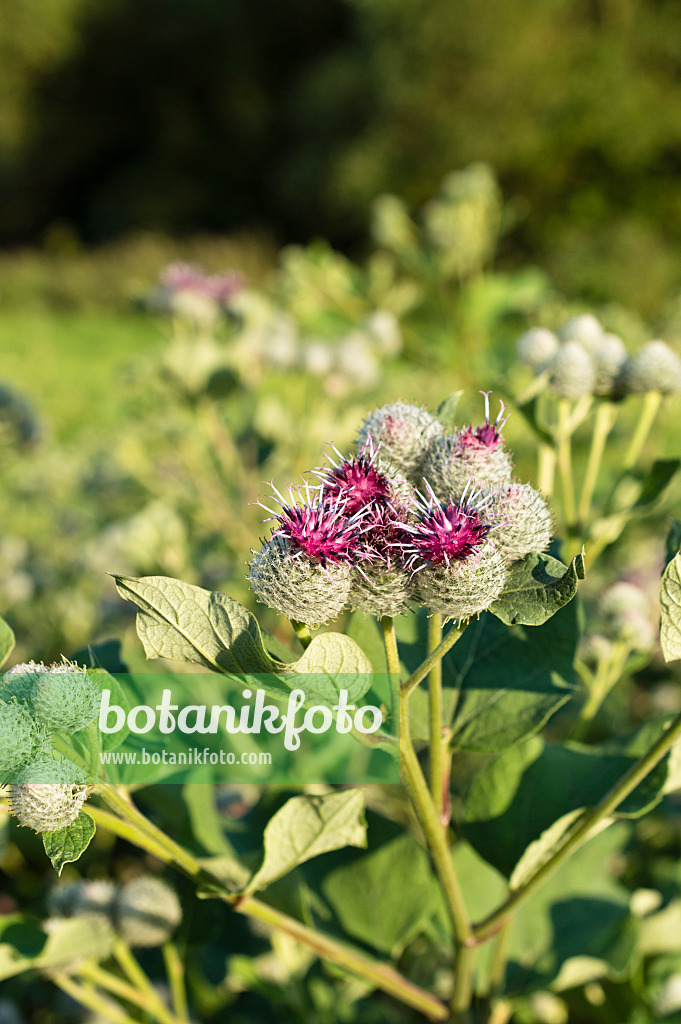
<box><xmin>248</xmin><ymin>537</ymin><xmax>351</xmax><ymax>626</ymax></box>
<box><xmin>415</xmin><ymin>541</ymin><xmax>507</xmax><ymax>620</ymax></box>
<box><xmin>490</xmin><ymin>484</ymin><xmax>553</xmax><ymax>562</ymax></box>
<box><xmin>32</xmin><ymin>663</ymin><xmax>100</xmax><ymax>733</ymax></box>
<box><xmin>598</xmin><ymin>581</ymin><xmax>655</xmax><ymax>651</ymax></box>
<box><xmin>516</xmin><ymin>328</ymin><xmax>559</xmax><ymax>373</ymax></box>
<box><xmin>592</xmin><ymin>333</ymin><xmax>628</xmax><ymax>396</ymax></box>
<box><xmin>0</xmin><ymin>700</ymin><xmax>41</xmax><ymax>775</ymax></box>
<box><xmin>356</xmin><ymin>403</ymin><xmax>443</xmax><ymax>482</ymax></box>
<box><xmin>620</xmin><ymin>340</ymin><xmax>681</xmax><ymax>395</ymax></box>
<box><xmin>349</xmin><ymin>565</ymin><xmax>414</xmax><ymax>619</ymax></box>
<box><xmin>0</xmin><ymin>661</ymin><xmax>46</xmax><ymax>704</ymax></box>
<box><xmin>49</xmin><ymin>880</ymin><xmax>117</xmax><ymax>926</ymax></box>
<box><xmin>548</xmin><ymin>341</ymin><xmax>597</xmax><ymax>399</ymax></box>
<box><xmin>558</xmin><ymin>313</ymin><xmax>603</xmax><ymax>348</ymax></box>
<box><xmin>115</xmin><ymin>877</ymin><xmax>182</xmax><ymax>947</ymax></box>
<box><xmin>10</xmin><ymin>756</ymin><xmax>88</xmax><ymax>832</ymax></box>
<box><xmin>580</xmin><ymin>634</ymin><xmax>615</xmax><ymax>665</ymax></box>
<box><xmin>423</xmin><ymin>434</ymin><xmax>512</xmax><ymax>501</ymax></box>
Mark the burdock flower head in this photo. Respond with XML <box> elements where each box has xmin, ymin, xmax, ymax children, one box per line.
<box><xmin>114</xmin><ymin>877</ymin><xmax>182</xmax><ymax>948</ymax></box>
<box><xmin>248</xmin><ymin>483</ymin><xmax>365</xmax><ymax>626</ymax></box>
<box><xmin>489</xmin><ymin>483</ymin><xmax>553</xmax><ymax>563</ymax></box>
<box><xmin>548</xmin><ymin>341</ymin><xmax>597</xmax><ymax>399</ymax></box>
<box><xmin>620</xmin><ymin>340</ymin><xmax>681</xmax><ymax>395</ymax></box>
<box><xmin>516</xmin><ymin>328</ymin><xmax>559</xmax><ymax>373</ymax></box>
<box><xmin>10</xmin><ymin>755</ymin><xmax>88</xmax><ymax>833</ymax></box>
<box><xmin>402</xmin><ymin>483</ymin><xmax>507</xmax><ymax>619</ymax></box>
<box><xmin>0</xmin><ymin>699</ymin><xmax>42</xmax><ymax>777</ymax></box>
<box><xmin>356</xmin><ymin>402</ymin><xmax>443</xmax><ymax>482</ymax></box>
<box><xmin>422</xmin><ymin>393</ymin><xmax>513</xmax><ymax>501</ymax></box>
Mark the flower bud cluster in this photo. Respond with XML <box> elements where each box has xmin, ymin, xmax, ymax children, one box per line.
<box><xmin>248</xmin><ymin>396</ymin><xmax>554</xmax><ymax>623</ymax></box>
<box><xmin>50</xmin><ymin>875</ymin><xmax>182</xmax><ymax>947</ymax></box>
<box><xmin>1</xmin><ymin>660</ymin><xmax>101</xmax><ymax>831</ymax></box>
<box><xmin>516</xmin><ymin>313</ymin><xmax>681</xmax><ymax>398</ymax></box>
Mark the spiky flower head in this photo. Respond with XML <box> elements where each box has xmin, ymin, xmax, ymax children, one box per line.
<box><xmin>401</xmin><ymin>484</ymin><xmax>493</xmax><ymax>570</ymax></box>
<box><xmin>349</xmin><ymin>563</ymin><xmax>415</xmax><ymax>619</ymax></box>
<box><xmin>548</xmin><ymin>341</ymin><xmax>597</xmax><ymax>399</ymax></box>
<box><xmin>115</xmin><ymin>877</ymin><xmax>182</xmax><ymax>947</ymax></box>
<box><xmin>262</xmin><ymin>483</ymin><xmax>366</xmax><ymax>566</ymax></box>
<box><xmin>592</xmin><ymin>332</ymin><xmax>628</xmax><ymax>396</ymax></box>
<box><xmin>356</xmin><ymin>403</ymin><xmax>443</xmax><ymax>482</ymax></box>
<box><xmin>489</xmin><ymin>484</ymin><xmax>553</xmax><ymax>562</ymax></box>
<box><xmin>49</xmin><ymin>880</ymin><xmax>117</xmax><ymax>926</ymax></box>
<box><xmin>516</xmin><ymin>328</ymin><xmax>560</xmax><ymax>373</ymax></box>
<box><xmin>0</xmin><ymin>661</ymin><xmax>46</xmax><ymax>705</ymax></box>
<box><xmin>558</xmin><ymin>313</ymin><xmax>603</xmax><ymax>348</ymax></box>
<box><xmin>620</xmin><ymin>340</ymin><xmax>681</xmax><ymax>395</ymax></box>
<box><xmin>0</xmin><ymin>699</ymin><xmax>41</xmax><ymax>776</ymax></box>
<box><xmin>248</xmin><ymin>537</ymin><xmax>351</xmax><ymax>625</ymax></box>
<box><xmin>415</xmin><ymin>542</ymin><xmax>507</xmax><ymax>620</ymax></box>
<box><xmin>32</xmin><ymin>663</ymin><xmax>101</xmax><ymax>733</ymax></box>
<box><xmin>421</xmin><ymin>395</ymin><xmax>513</xmax><ymax>501</ymax></box>
<box><xmin>10</xmin><ymin>756</ymin><xmax>88</xmax><ymax>832</ymax></box>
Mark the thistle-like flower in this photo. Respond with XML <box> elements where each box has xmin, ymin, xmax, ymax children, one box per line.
<box><xmin>516</xmin><ymin>328</ymin><xmax>559</xmax><ymax>373</ymax></box>
<box><xmin>10</xmin><ymin>756</ymin><xmax>88</xmax><ymax>832</ymax></box>
<box><xmin>0</xmin><ymin>661</ymin><xmax>46</xmax><ymax>705</ymax></box>
<box><xmin>356</xmin><ymin>402</ymin><xmax>443</xmax><ymax>481</ymax></box>
<box><xmin>0</xmin><ymin>699</ymin><xmax>41</xmax><ymax>776</ymax></box>
<box><xmin>620</xmin><ymin>340</ymin><xmax>681</xmax><ymax>395</ymax></box>
<box><xmin>248</xmin><ymin>536</ymin><xmax>352</xmax><ymax>625</ymax></box>
<box><xmin>264</xmin><ymin>484</ymin><xmax>366</xmax><ymax>566</ymax></box>
<box><xmin>348</xmin><ymin>502</ymin><xmax>416</xmax><ymax>618</ymax></box>
<box><xmin>114</xmin><ymin>877</ymin><xmax>182</xmax><ymax>947</ymax></box>
<box><xmin>489</xmin><ymin>484</ymin><xmax>553</xmax><ymax>563</ymax></box>
<box><xmin>548</xmin><ymin>341</ymin><xmax>597</xmax><ymax>399</ymax></box>
<box><xmin>421</xmin><ymin>394</ymin><xmax>512</xmax><ymax>500</ymax></box>
<box><xmin>32</xmin><ymin>663</ymin><xmax>101</xmax><ymax>734</ymax></box>
<box><xmin>401</xmin><ymin>484</ymin><xmax>507</xmax><ymax>619</ymax></box>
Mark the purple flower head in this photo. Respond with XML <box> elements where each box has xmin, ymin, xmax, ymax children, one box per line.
<box><xmin>401</xmin><ymin>482</ymin><xmax>493</xmax><ymax>571</ymax></box>
<box><xmin>318</xmin><ymin>443</ymin><xmax>392</xmax><ymax>514</ymax></box>
<box><xmin>458</xmin><ymin>392</ymin><xmax>509</xmax><ymax>451</ymax></box>
<box><xmin>258</xmin><ymin>482</ymin><xmax>366</xmax><ymax>566</ymax></box>
<box><xmin>160</xmin><ymin>262</ymin><xmax>245</xmax><ymax>303</ymax></box>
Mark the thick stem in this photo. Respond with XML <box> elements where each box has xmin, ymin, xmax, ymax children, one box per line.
<box><xmin>79</xmin><ymin>963</ymin><xmax>179</xmax><ymax>1024</ymax></box>
<box><xmin>89</xmin><ymin>791</ymin><xmax>448</xmax><ymax>1020</ymax></box>
<box><xmin>402</xmin><ymin>620</ymin><xmax>470</xmax><ymax>697</ymax></box>
<box><xmin>451</xmin><ymin>942</ymin><xmax>476</xmax><ymax>1020</ymax></box>
<box><xmin>399</xmin><ymin>688</ymin><xmax>473</xmax><ymax>948</ymax></box>
<box><xmin>577</xmin><ymin>401</ymin><xmax>617</xmax><ymax>527</ymax></box>
<box><xmin>291</xmin><ymin>620</ymin><xmax>313</xmax><ymax>649</ymax></box>
<box><xmin>537</xmin><ymin>443</ymin><xmax>557</xmax><ymax>497</ymax></box>
<box><xmin>163</xmin><ymin>942</ymin><xmax>190</xmax><ymax>1024</ymax></box>
<box><xmin>113</xmin><ymin>939</ymin><xmax>175</xmax><ymax>1024</ymax></box>
<box><xmin>622</xmin><ymin>390</ymin><xmax>662</xmax><ymax>471</ymax></box>
<box><xmin>556</xmin><ymin>399</ymin><xmax>577</xmax><ymax>530</ymax></box>
<box><xmin>52</xmin><ymin>974</ymin><xmax>136</xmax><ymax>1024</ymax></box>
<box><xmin>427</xmin><ymin>613</ymin><xmax>446</xmax><ymax>820</ymax></box>
<box><xmin>381</xmin><ymin>615</ymin><xmax>402</xmax><ymax>718</ymax></box>
<box><xmin>473</xmin><ymin>710</ymin><xmax>681</xmax><ymax>943</ymax></box>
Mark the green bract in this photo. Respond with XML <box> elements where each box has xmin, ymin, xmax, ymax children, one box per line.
<box><xmin>0</xmin><ymin>699</ymin><xmax>40</xmax><ymax>775</ymax></box>
<box><xmin>248</xmin><ymin>537</ymin><xmax>351</xmax><ymax>626</ymax></box>
<box><xmin>32</xmin><ymin>663</ymin><xmax>100</xmax><ymax>733</ymax></box>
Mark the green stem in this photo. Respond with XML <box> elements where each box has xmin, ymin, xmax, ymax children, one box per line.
<box><xmin>473</xmin><ymin>709</ymin><xmax>681</xmax><ymax>943</ymax></box>
<box><xmin>80</xmin><ymin>963</ymin><xmax>179</xmax><ymax>1024</ymax></box>
<box><xmin>577</xmin><ymin>401</ymin><xmax>617</xmax><ymax>527</ymax></box>
<box><xmin>163</xmin><ymin>942</ymin><xmax>190</xmax><ymax>1024</ymax></box>
<box><xmin>402</xmin><ymin>620</ymin><xmax>470</xmax><ymax>697</ymax></box>
<box><xmin>381</xmin><ymin>615</ymin><xmax>402</xmax><ymax>718</ymax></box>
<box><xmin>428</xmin><ymin>613</ymin><xmax>446</xmax><ymax>820</ymax></box>
<box><xmin>622</xmin><ymin>390</ymin><xmax>662</xmax><ymax>471</ymax></box>
<box><xmin>52</xmin><ymin>973</ymin><xmax>136</xmax><ymax>1024</ymax></box>
<box><xmin>90</xmin><ymin>791</ymin><xmax>448</xmax><ymax>1021</ymax></box>
<box><xmin>291</xmin><ymin>620</ymin><xmax>313</xmax><ymax>649</ymax></box>
<box><xmin>556</xmin><ymin>399</ymin><xmax>577</xmax><ymax>530</ymax></box>
<box><xmin>570</xmin><ymin>641</ymin><xmax>632</xmax><ymax>742</ymax></box>
<box><xmin>537</xmin><ymin>443</ymin><xmax>556</xmax><ymax>497</ymax></box>
<box><xmin>451</xmin><ymin>943</ymin><xmax>476</xmax><ymax>1020</ymax></box>
<box><xmin>399</xmin><ymin>687</ymin><xmax>473</xmax><ymax>948</ymax></box>
<box><xmin>113</xmin><ymin>939</ymin><xmax>175</xmax><ymax>1024</ymax></box>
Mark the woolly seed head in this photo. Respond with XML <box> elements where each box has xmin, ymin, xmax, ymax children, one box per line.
<box><xmin>415</xmin><ymin>541</ymin><xmax>507</xmax><ymax>620</ymax></box>
<box><xmin>620</xmin><ymin>340</ymin><xmax>681</xmax><ymax>395</ymax></box>
<box><xmin>32</xmin><ymin>663</ymin><xmax>100</xmax><ymax>733</ymax></box>
<box><xmin>49</xmin><ymin>880</ymin><xmax>117</xmax><ymax>926</ymax></box>
<box><xmin>0</xmin><ymin>699</ymin><xmax>41</xmax><ymax>775</ymax></box>
<box><xmin>401</xmin><ymin>485</ymin><xmax>493</xmax><ymax>571</ymax></box>
<box><xmin>10</xmin><ymin>756</ymin><xmax>87</xmax><ymax>832</ymax></box>
<box><xmin>356</xmin><ymin>403</ymin><xmax>443</xmax><ymax>481</ymax></box>
<box><xmin>489</xmin><ymin>484</ymin><xmax>553</xmax><ymax>563</ymax></box>
<box><xmin>516</xmin><ymin>328</ymin><xmax>559</xmax><ymax>373</ymax></box>
<box><xmin>115</xmin><ymin>877</ymin><xmax>182</xmax><ymax>947</ymax></box>
<box><xmin>248</xmin><ymin>537</ymin><xmax>351</xmax><ymax>626</ymax></box>
<box><xmin>548</xmin><ymin>341</ymin><xmax>597</xmax><ymax>399</ymax></box>
<box><xmin>0</xmin><ymin>661</ymin><xmax>46</xmax><ymax>705</ymax></box>
<box><xmin>349</xmin><ymin>564</ymin><xmax>415</xmax><ymax>619</ymax></box>
<box><xmin>558</xmin><ymin>313</ymin><xmax>603</xmax><ymax>349</ymax></box>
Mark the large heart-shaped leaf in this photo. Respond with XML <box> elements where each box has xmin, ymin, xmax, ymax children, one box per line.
<box><xmin>489</xmin><ymin>552</ymin><xmax>585</xmax><ymax>627</ymax></box>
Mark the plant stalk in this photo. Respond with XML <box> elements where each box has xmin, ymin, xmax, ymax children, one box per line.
<box><xmin>556</xmin><ymin>399</ymin><xmax>577</xmax><ymax>530</ymax></box>
<box><xmin>427</xmin><ymin>613</ymin><xmax>446</xmax><ymax>820</ymax></box>
<box><xmin>402</xmin><ymin>620</ymin><xmax>470</xmax><ymax>697</ymax></box>
<box><xmin>577</xmin><ymin>401</ymin><xmax>617</xmax><ymax>527</ymax></box>
<box><xmin>622</xmin><ymin>390</ymin><xmax>662</xmax><ymax>471</ymax></box>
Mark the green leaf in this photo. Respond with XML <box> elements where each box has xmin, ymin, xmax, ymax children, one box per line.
<box><xmin>665</xmin><ymin>519</ymin><xmax>681</xmax><ymax>570</ymax></box>
<box><xmin>661</xmin><ymin>550</ymin><xmax>681</xmax><ymax>663</ymax></box>
<box><xmin>461</xmin><ymin>735</ymin><xmax>668</xmax><ymax>879</ymax></box>
<box><xmin>346</xmin><ymin>611</ymin><xmax>388</xmax><ymax>674</ymax></box>
<box><xmin>245</xmin><ymin>790</ymin><xmax>367</xmax><ymax>894</ymax></box>
<box><xmin>287</xmin><ymin>632</ymin><xmax>373</xmax><ymax>706</ymax></box>
<box><xmin>113</xmin><ymin>575</ymin><xmax>279</xmax><ymax>673</ymax></box>
<box><xmin>43</xmin><ymin>812</ymin><xmax>96</xmax><ymax>875</ymax></box>
<box><xmin>436</xmin><ymin>390</ymin><xmax>464</xmax><ymax>430</ymax></box>
<box><xmin>489</xmin><ymin>552</ymin><xmax>585</xmax><ymax>627</ymax></box>
<box><xmin>321</xmin><ymin>834</ymin><xmax>439</xmax><ymax>956</ymax></box>
<box><xmin>0</xmin><ymin>617</ymin><xmax>15</xmax><ymax>670</ymax></box>
<box><xmin>632</xmin><ymin>458</ymin><xmax>681</xmax><ymax>510</ymax></box>
<box><xmin>406</xmin><ymin>600</ymin><xmax>579</xmax><ymax>752</ymax></box>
